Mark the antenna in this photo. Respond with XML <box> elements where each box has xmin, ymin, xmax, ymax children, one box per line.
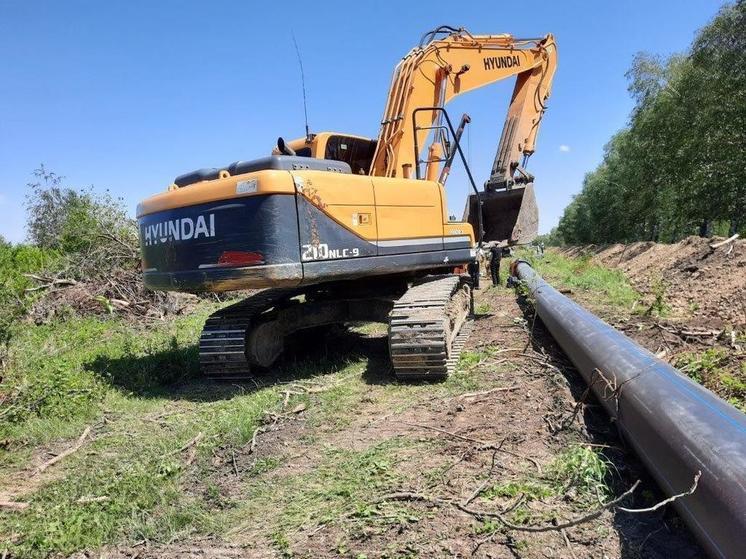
<box><xmin>291</xmin><ymin>32</ymin><xmax>311</xmax><ymax>142</ymax></box>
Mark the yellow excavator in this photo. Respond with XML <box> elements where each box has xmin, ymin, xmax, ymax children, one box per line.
<box><xmin>137</xmin><ymin>26</ymin><xmax>557</xmax><ymax>380</ymax></box>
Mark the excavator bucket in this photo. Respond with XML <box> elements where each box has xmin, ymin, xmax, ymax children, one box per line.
<box><xmin>463</xmin><ymin>182</ymin><xmax>538</xmax><ymax>246</ymax></box>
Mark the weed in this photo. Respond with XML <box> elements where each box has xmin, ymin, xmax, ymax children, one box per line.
<box><xmin>481</xmin><ymin>445</ymin><xmax>611</xmax><ymax>529</ymax></box>
<box><xmin>547</xmin><ymin>445</ymin><xmax>610</xmax><ymax>498</ymax></box>
<box><xmin>673</xmin><ymin>349</ymin><xmax>745</xmax><ymax>411</ymax></box>
<box><xmin>458</xmin><ymin>350</ymin><xmax>486</xmax><ymax>368</ymax></box>
<box><xmin>271</xmin><ymin>530</ymin><xmax>293</xmax><ymax>557</ymax></box>
<box><xmin>643</xmin><ymin>277</ymin><xmax>670</xmax><ymax>317</ymax></box>
<box><xmin>475</xmin><ymin>302</ymin><xmax>491</xmax><ymax>315</ymax></box>
<box><xmin>525</xmin><ymin>251</ymin><xmax>639</xmax><ymax>309</ymax></box>
<box><xmin>675</xmin><ymin>348</ymin><xmax>729</xmax><ymax>384</ymax></box>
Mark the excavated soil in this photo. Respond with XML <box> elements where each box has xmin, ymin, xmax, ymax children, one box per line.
<box><xmin>82</xmin><ymin>286</ymin><xmax>701</xmax><ymax>559</ymax></box>
<box><xmin>560</xmin><ymin>235</ymin><xmax>746</xmax><ymax>328</ymax></box>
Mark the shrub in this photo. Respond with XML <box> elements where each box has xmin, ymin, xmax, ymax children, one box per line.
<box><xmin>25</xmin><ymin>166</ymin><xmax>138</xmax><ymax>277</ymax></box>
<box><xmin>0</xmin><ymin>243</ymin><xmax>58</xmax><ymax>362</ymax></box>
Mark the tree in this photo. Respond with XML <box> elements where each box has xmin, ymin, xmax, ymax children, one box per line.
<box><xmin>555</xmin><ymin>2</ymin><xmax>745</xmax><ymax>245</ymax></box>
<box><xmin>25</xmin><ymin>165</ymin><xmax>137</xmax><ymax>256</ymax></box>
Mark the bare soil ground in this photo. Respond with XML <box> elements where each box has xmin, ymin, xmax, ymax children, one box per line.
<box><xmin>77</xmin><ymin>285</ymin><xmax>701</xmax><ymax>559</ymax></box>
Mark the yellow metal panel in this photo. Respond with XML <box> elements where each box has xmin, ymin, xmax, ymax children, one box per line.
<box><xmin>372</xmin><ymin>177</ymin><xmax>444</xmax><ymax>240</ymax></box>
<box><xmin>292</xmin><ymin>170</ymin><xmax>378</xmax><ymax>241</ymax></box>
<box><xmin>444</xmin><ymin>222</ymin><xmax>475</xmax><ymax>245</ymax></box>
<box><xmin>137</xmin><ymin>170</ymin><xmax>295</xmax><ymax>217</ymax></box>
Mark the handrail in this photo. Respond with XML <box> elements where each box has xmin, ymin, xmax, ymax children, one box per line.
<box><xmin>412</xmin><ymin>106</ymin><xmax>483</xmax><ymax>245</ymax></box>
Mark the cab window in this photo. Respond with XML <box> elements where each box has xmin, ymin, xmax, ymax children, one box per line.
<box><xmin>325</xmin><ymin>135</ymin><xmax>377</xmax><ymax>174</ymax></box>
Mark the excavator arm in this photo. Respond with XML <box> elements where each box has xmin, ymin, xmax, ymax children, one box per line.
<box><xmin>370</xmin><ymin>27</ymin><xmax>557</xmax><ymax>245</ymax></box>
<box><xmin>372</xmin><ymin>27</ymin><xmax>557</xmax><ymax>181</ymax></box>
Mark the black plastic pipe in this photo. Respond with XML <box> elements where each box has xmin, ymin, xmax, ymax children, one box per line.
<box><xmin>511</xmin><ymin>259</ymin><xmax>746</xmax><ymax>559</ymax></box>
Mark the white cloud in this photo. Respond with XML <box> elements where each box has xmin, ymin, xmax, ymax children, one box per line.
<box><xmin>559</xmin><ymin>145</ymin><xmax>571</xmax><ymax>152</ymax></box>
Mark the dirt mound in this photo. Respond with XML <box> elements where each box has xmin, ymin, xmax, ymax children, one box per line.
<box><xmin>562</xmin><ymin>236</ymin><xmax>746</xmax><ymax>327</ymax></box>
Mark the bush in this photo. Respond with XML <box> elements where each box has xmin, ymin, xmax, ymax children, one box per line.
<box><xmin>25</xmin><ymin>166</ymin><xmax>138</xmax><ymax>275</ymax></box>
<box><xmin>0</xmin><ymin>243</ymin><xmax>58</xmax><ymax>362</ymax></box>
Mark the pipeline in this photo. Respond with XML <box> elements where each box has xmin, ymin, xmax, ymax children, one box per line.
<box><xmin>510</xmin><ymin>259</ymin><xmax>746</xmax><ymax>559</ymax></box>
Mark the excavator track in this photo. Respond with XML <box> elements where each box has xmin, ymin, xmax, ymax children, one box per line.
<box><xmin>388</xmin><ymin>275</ymin><xmax>472</xmax><ymax>381</ymax></box>
<box><xmin>199</xmin><ymin>288</ymin><xmax>301</xmax><ymax>380</ymax></box>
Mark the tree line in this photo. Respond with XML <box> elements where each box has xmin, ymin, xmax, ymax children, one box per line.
<box><xmin>548</xmin><ymin>1</ymin><xmax>745</xmax><ymax>246</ymax></box>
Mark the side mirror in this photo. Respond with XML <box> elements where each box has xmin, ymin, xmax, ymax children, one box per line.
<box><xmin>277</xmin><ymin>137</ymin><xmax>296</xmax><ymax>156</ymax></box>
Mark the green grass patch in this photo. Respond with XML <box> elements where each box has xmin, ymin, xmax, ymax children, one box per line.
<box><xmin>475</xmin><ymin>302</ymin><xmax>491</xmax><ymax>315</ymax></box>
<box><xmin>235</xmin><ymin>438</ymin><xmax>424</xmax><ymax>553</ymax></box>
<box><xmin>546</xmin><ymin>445</ymin><xmax>610</xmax><ymax>497</ymax></box>
<box><xmin>675</xmin><ymin>348</ymin><xmax>745</xmax><ymax>411</ymax></box>
<box><xmin>0</xmin><ymin>363</ymin><xmax>281</xmax><ymax>557</ymax></box>
<box><xmin>482</xmin><ymin>445</ymin><xmax>611</xmax><ymax>527</ymax></box>
<box><xmin>524</xmin><ymin>251</ymin><xmax>639</xmax><ymax>309</ymax></box>
<box><xmin>0</xmin><ymin>304</ymin><xmax>218</xmax><ymax>456</ymax></box>
<box><xmin>0</xmin><ymin>295</ymin><xmax>304</xmax><ymax>557</ymax></box>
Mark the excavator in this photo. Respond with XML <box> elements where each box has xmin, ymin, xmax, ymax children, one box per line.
<box><xmin>137</xmin><ymin>26</ymin><xmax>557</xmax><ymax>380</ymax></box>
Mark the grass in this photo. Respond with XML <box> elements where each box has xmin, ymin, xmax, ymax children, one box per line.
<box><xmin>479</xmin><ymin>445</ymin><xmax>611</xmax><ymax>530</ymax></box>
<box><xmin>0</xmin><ymin>305</ymin><xmax>217</xmax><ymax>458</ymax></box>
<box><xmin>475</xmin><ymin>302</ymin><xmax>492</xmax><ymax>315</ymax></box>
<box><xmin>675</xmin><ymin>348</ymin><xmax>746</xmax><ymax>411</ymax></box>
<box><xmin>524</xmin><ymin>250</ymin><xmax>640</xmax><ymax>309</ymax></box>
<box><xmin>0</xmin><ymin>297</ymin><xmax>494</xmax><ymax>557</ymax></box>
<box><xmin>233</xmin><ymin>437</ymin><xmax>428</xmax><ymax>554</ymax></box>
<box><xmin>0</xmin><ymin>298</ymin><xmax>299</xmax><ymax>557</ymax></box>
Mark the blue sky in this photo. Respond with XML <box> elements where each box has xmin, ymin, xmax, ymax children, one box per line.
<box><xmin>0</xmin><ymin>0</ymin><xmax>724</xmax><ymax>243</ymax></box>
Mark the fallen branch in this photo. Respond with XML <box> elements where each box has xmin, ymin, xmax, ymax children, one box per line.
<box><xmin>35</xmin><ymin>426</ymin><xmax>91</xmax><ymax>474</ymax></box>
<box><xmin>462</xmin><ymin>448</ymin><xmax>501</xmax><ymax>507</ymax></box>
<box><xmin>562</xmin><ymin>528</ymin><xmax>578</xmax><ymax>559</ymax></box>
<box><xmin>23</xmin><ymin>277</ymin><xmax>78</xmax><ymax>292</ymax></box>
<box><xmin>76</xmin><ymin>495</ymin><xmax>110</xmax><ymax>504</ymax></box>
<box><xmin>378</xmin><ymin>480</ymin><xmax>641</xmax><ymax>533</ymax></box>
<box><xmin>249</xmin><ymin>426</ymin><xmax>264</xmax><ymax>453</ymax></box>
<box><xmin>170</xmin><ymin>432</ymin><xmax>204</xmax><ymax>455</ymax></box>
<box><xmin>710</xmin><ymin>233</ymin><xmax>739</xmax><ymax>249</ymax></box>
<box><xmin>618</xmin><ymin>471</ymin><xmax>700</xmax><ymax>513</ymax></box>
<box><xmin>403</xmin><ymin>423</ymin><xmax>542</xmax><ymax>472</ymax></box>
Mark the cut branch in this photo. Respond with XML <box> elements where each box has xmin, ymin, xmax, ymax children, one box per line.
<box><xmin>457</xmin><ymin>385</ymin><xmax>520</xmax><ymax>400</ymax></box>
<box><xmin>376</xmin><ymin>480</ymin><xmax>641</xmax><ymax>533</ymax></box>
<box><xmin>618</xmin><ymin>471</ymin><xmax>700</xmax><ymax>513</ymax></box>
<box><xmin>35</xmin><ymin>426</ymin><xmax>91</xmax><ymax>474</ymax></box>
<box><xmin>710</xmin><ymin>233</ymin><xmax>739</xmax><ymax>249</ymax></box>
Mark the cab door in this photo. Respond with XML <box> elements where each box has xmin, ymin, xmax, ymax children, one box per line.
<box><xmin>372</xmin><ymin>177</ymin><xmax>445</xmax><ymax>255</ymax></box>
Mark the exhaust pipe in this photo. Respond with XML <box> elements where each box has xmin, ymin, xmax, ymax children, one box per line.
<box><xmin>511</xmin><ymin>259</ymin><xmax>746</xmax><ymax>559</ymax></box>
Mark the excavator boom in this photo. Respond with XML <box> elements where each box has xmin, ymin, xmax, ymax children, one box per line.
<box><xmin>371</xmin><ymin>27</ymin><xmax>557</xmax><ymax>245</ymax></box>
